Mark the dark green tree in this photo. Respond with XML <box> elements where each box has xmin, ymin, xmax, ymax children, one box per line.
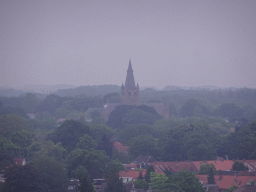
<box><xmin>226</xmin><ymin>185</ymin><xmax>238</xmax><ymax>192</ymax></box>
<box><xmin>129</xmin><ymin>135</ymin><xmax>158</xmax><ymax>158</ymax></box>
<box><xmin>32</xmin><ymin>155</ymin><xmax>68</xmax><ymax>191</ymax></box>
<box><xmin>46</xmin><ymin>119</ymin><xmax>91</xmax><ymax>152</ymax></box>
<box><xmin>72</xmin><ymin>166</ymin><xmax>95</xmax><ymax>192</ymax></box>
<box><xmin>97</xmin><ymin>134</ymin><xmax>113</xmax><ymax>158</ymax></box>
<box><xmin>138</xmin><ymin>170</ymin><xmax>143</xmax><ymax>180</ymax></box>
<box><xmin>104</xmin><ymin>172</ymin><xmax>126</xmax><ymax>192</ymax></box>
<box><xmin>145</xmin><ymin>165</ymin><xmax>155</xmax><ymax>184</ymax></box>
<box><xmin>207</xmin><ymin>167</ymin><xmax>215</xmax><ymax>184</ymax></box>
<box><xmin>2</xmin><ymin>164</ymin><xmax>42</xmax><ymax>192</ymax></box>
<box><xmin>198</xmin><ymin>163</ymin><xmax>217</xmax><ymax>175</ymax></box>
<box><xmin>232</xmin><ymin>162</ymin><xmax>249</xmax><ymax>171</ymax></box>
<box><xmin>168</xmin><ymin>170</ymin><xmax>204</xmax><ymax>192</ymax></box>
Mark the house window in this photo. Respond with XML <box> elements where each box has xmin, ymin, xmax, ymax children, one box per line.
<box><xmin>128</xmin><ymin>92</ymin><xmax>131</xmax><ymax>95</ymax></box>
<box><xmin>134</xmin><ymin>92</ymin><xmax>137</xmax><ymax>95</ymax></box>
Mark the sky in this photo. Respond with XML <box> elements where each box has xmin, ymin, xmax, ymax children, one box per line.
<box><xmin>1</xmin><ymin>0</ymin><xmax>256</xmax><ymax>89</ymax></box>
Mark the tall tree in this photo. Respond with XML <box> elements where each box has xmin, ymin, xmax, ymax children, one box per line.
<box><xmin>145</xmin><ymin>165</ymin><xmax>155</xmax><ymax>184</ymax></box>
<box><xmin>207</xmin><ymin>167</ymin><xmax>216</xmax><ymax>184</ymax></box>
<box><xmin>2</xmin><ymin>164</ymin><xmax>42</xmax><ymax>192</ymax></box>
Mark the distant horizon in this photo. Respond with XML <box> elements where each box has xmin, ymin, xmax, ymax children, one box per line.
<box><xmin>0</xmin><ymin>83</ymin><xmax>251</xmax><ymax>92</ymax></box>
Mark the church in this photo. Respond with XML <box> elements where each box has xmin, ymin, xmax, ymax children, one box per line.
<box><xmin>86</xmin><ymin>60</ymin><xmax>169</xmax><ymax>121</ymax></box>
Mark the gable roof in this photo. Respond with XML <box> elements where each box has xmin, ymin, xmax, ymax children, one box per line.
<box><xmin>237</xmin><ymin>160</ymin><xmax>256</xmax><ymax>172</ymax></box>
<box><xmin>196</xmin><ymin>175</ymin><xmax>256</xmax><ymax>190</ymax></box>
<box><xmin>233</xmin><ymin>186</ymin><xmax>256</xmax><ymax>192</ymax></box>
<box><xmin>132</xmin><ymin>155</ymin><xmax>157</xmax><ymax>164</ymax></box>
<box><xmin>119</xmin><ymin>170</ymin><xmax>146</xmax><ymax>180</ymax></box>
<box><xmin>113</xmin><ymin>142</ymin><xmax>129</xmax><ymax>152</ymax></box>
<box><xmin>193</xmin><ymin>160</ymin><xmax>234</xmax><ymax>171</ymax></box>
<box><xmin>150</xmin><ymin>161</ymin><xmax>198</xmax><ymax>174</ymax></box>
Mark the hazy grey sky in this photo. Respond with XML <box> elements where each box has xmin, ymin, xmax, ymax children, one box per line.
<box><xmin>1</xmin><ymin>0</ymin><xmax>256</xmax><ymax>89</ymax></box>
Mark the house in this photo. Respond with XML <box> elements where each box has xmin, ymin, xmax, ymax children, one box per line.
<box><xmin>202</xmin><ymin>184</ymin><xmax>219</xmax><ymax>192</ymax></box>
<box><xmin>193</xmin><ymin>159</ymin><xmax>234</xmax><ymax>172</ymax></box>
<box><xmin>132</xmin><ymin>155</ymin><xmax>157</xmax><ymax>165</ymax></box>
<box><xmin>196</xmin><ymin>175</ymin><xmax>256</xmax><ymax>192</ymax></box>
<box><xmin>236</xmin><ymin>160</ymin><xmax>256</xmax><ymax>172</ymax></box>
<box><xmin>233</xmin><ymin>186</ymin><xmax>256</xmax><ymax>192</ymax></box>
<box><xmin>149</xmin><ymin>161</ymin><xmax>198</xmax><ymax>174</ymax></box>
<box><xmin>114</xmin><ymin>142</ymin><xmax>129</xmax><ymax>153</ymax></box>
<box><xmin>93</xmin><ymin>179</ymin><xmax>106</xmax><ymax>192</ymax></box>
<box><xmin>13</xmin><ymin>157</ymin><xmax>26</xmax><ymax>166</ymax></box>
<box><xmin>68</xmin><ymin>179</ymin><xmax>79</xmax><ymax>192</ymax></box>
<box><xmin>119</xmin><ymin>170</ymin><xmax>146</xmax><ymax>183</ymax></box>
<box><xmin>123</xmin><ymin>164</ymin><xmax>140</xmax><ymax>170</ymax></box>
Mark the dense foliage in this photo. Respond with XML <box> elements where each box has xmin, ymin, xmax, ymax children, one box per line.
<box><xmin>0</xmin><ymin>86</ymin><xmax>256</xmax><ymax>191</ymax></box>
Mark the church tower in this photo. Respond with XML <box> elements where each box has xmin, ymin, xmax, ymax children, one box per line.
<box><xmin>121</xmin><ymin>60</ymin><xmax>140</xmax><ymax>105</ymax></box>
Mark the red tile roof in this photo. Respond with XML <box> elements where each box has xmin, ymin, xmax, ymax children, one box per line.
<box><xmin>114</xmin><ymin>142</ymin><xmax>129</xmax><ymax>152</ymax></box>
<box><xmin>233</xmin><ymin>186</ymin><xmax>256</xmax><ymax>192</ymax></box>
<box><xmin>237</xmin><ymin>160</ymin><xmax>256</xmax><ymax>172</ymax></box>
<box><xmin>196</xmin><ymin>175</ymin><xmax>256</xmax><ymax>190</ymax></box>
<box><xmin>193</xmin><ymin>160</ymin><xmax>234</xmax><ymax>171</ymax></box>
<box><xmin>119</xmin><ymin>170</ymin><xmax>146</xmax><ymax>180</ymax></box>
<box><xmin>123</xmin><ymin>164</ymin><xmax>138</xmax><ymax>169</ymax></box>
<box><xmin>149</xmin><ymin>161</ymin><xmax>198</xmax><ymax>174</ymax></box>
<box><xmin>13</xmin><ymin>158</ymin><xmax>26</xmax><ymax>166</ymax></box>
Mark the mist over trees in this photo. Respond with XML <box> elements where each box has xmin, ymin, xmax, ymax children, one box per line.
<box><xmin>0</xmin><ymin>85</ymin><xmax>256</xmax><ymax>191</ymax></box>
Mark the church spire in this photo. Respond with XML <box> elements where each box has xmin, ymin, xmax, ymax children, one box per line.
<box><xmin>125</xmin><ymin>60</ymin><xmax>136</xmax><ymax>90</ymax></box>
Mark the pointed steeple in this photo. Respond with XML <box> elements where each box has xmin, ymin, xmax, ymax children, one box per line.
<box><xmin>125</xmin><ymin>60</ymin><xmax>136</xmax><ymax>90</ymax></box>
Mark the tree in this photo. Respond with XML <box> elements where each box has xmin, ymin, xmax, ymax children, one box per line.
<box><xmin>226</xmin><ymin>185</ymin><xmax>238</xmax><ymax>192</ymax></box>
<box><xmin>119</xmin><ymin>124</ymin><xmax>153</xmax><ymax>145</ymax></box>
<box><xmin>138</xmin><ymin>170</ymin><xmax>143</xmax><ymax>180</ymax></box>
<box><xmin>135</xmin><ymin>179</ymin><xmax>147</xmax><ymax>190</ymax></box>
<box><xmin>150</xmin><ymin>172</ymin><xmax>168</xmax><ymax>190</ymax></box>
<box><xmin>76</xmin><ymin>134</ymin><xmax>98</xmax><ymax>150</ymax></box>
<box><xmin>20</xmin><ymin>93</ymin><xmax>40</xmax><ymax>113</ymax></box>
<box><xmin>67</xmin><ymin>148</ymin><xmax>108</xmax><ymax>180</ymax></box>
<box><xmin>34</xmin><ymin>141</ymin><xmax>67</xmax><ymax>162</ymax></box>
<box><xmin>72</xmin><ymin>166</ymin><xmax>95</xmax><ymax>192</ymax></box>
<box><xmin>107</xmin><ymin>105</ymin><xmax>134</xmax><ymax>129</ymax></box>
<box><xmin>129</xmin><ymin>135</ymin><xmax>158</xmax><ymax>158</ymax></box>
<box><xmin>145</xmin><ymin>165</ymin><xmax>155</xmax><ymax>184</ymax></box>
<box><xmin>168</xmin><ymin>170</ymin><xmax>204</xmax><ymax>192</ymax></box>
<box><xmin>105</xmin><ymin>159</ymin><xmax>124</xmax><ymax>178</ymax></box>
<box><xmin>46</xmin><ymin>119</ymin><xmax>91</xmax><ymax>152</ymax></box>
<box><xmin>123</xmin><ymin>108</ymin><xmax>161</xmax><ymax>127</ymax></box>
<box><xmin>11</xmin><ymin>130</ymin><xmax>34</xmax><ymax>156</ymax></box>
<box><xmin>207</xmin><ymin>167</ymin><xmax>215</xmax><ymax>184</ymax></box>
<box><xmin>2</xmin><ymin>164</ymin><xmax>42</xmax><ymax>192</ymax></box>
<box><xmin>198</xmin><ymin>163</ymin><xmax>217</xmax><ymax>175</ymax></box>
<box><xmin>80</xmin><ymin>171</ymin><xmax>95</xmax><ymax>192</ymax></box>
<box><xmin>104</xmin><ymin>172</ymin><xmax>126</xmax><ymax>192</ymax></box>
<box><xmin>97</xmin><ymin>134</ymin><xmax>113</xmax><ymax>158</ymax></box>
<box><xmin>0</xmin><ymin>138</ymin><xmax>20</xmax><ymax>171</ymax></box>
<box><xmin>102</xmin><ymin>92</ymin><xmax>121</xmax><ymax>103</ymax></box>
<box><xmin>0</xmin><ymin>114</ymin><xmax>31</xmax><ymax>138</ymax></box>
<box><xmin>32</xmin><ymin>155</ymin><xmax>68</xmax><ymax>191</ymax></box>
<box><xmin>232</xmin><ymin>162</ymin><xmax>249</xmax><ymax>171</ymax></box>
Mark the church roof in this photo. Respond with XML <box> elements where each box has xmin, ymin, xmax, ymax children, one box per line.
<box><xmin>125</xmin><ymin>60</ymin><xmax>136</xmax><ymax>90</ymax></box>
